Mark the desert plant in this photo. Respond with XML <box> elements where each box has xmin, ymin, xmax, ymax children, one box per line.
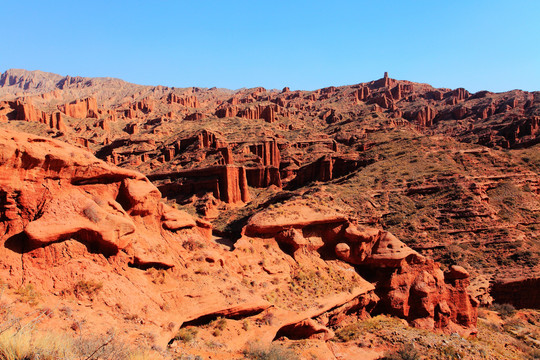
<box><xmin>243</xmin><ymin>342</ymin><xmax>299</xmax><ymax>360</ymax></box>
<box><xmin>182</xmin><ymin>238</ymin><xmax>205</xmax><ymax>251</ymax></box>
<box><xmin>74</xmin><ymin>280</ymin><xmax>103</xmax><ymax>297</ymax></box>
<box><xmin>439</xmin><ymin>344</ymin><xmax>463</xmax><ymax>359</ymax></box>
<box><xmin>72</xmin><ymin>333</ymin><xmax>132</xmax><ymax>359</ymax></box>
<box><xmin>0</xmin><ymin>329</ymin><xmax>73</xmax><ymax>360</ymax></box>
<box><xmin>15</xmin><ymin>284</ymin><xmax>40</xmax><ymax>306</ymax></box>
<box><xmin>211</xmin><ymin>318</ymin><xmax>227</xmax><ymax>336</ymax></box>
<box><xmin>127</xmin><ymin>350</ymin><xmax>162</xmax><ymax>360</ymax></box>
<box><xmin>146</xmin><ymin>268</ymin><xmax>167</xmax><ymax>284</ymax></box>
<box><xmin>381</xmin><ymin>344</ymin><xmax>421</xmax><ymax>360</ymax></box>
<box><xmin>491</xmin><ymin>303</ymin><xmax>516</xmax><ymax>319</ymax></box>
<box><xmin>171</xmin><ymin>327</ymin><xmax>198</xmax><ymax>343</ymax></box>
<box><xmin>333</xmin><ymin>323</ymin><xmax>363</xmax><ymax>342</ymax></box>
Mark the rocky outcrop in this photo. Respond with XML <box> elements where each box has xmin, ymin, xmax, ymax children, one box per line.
<box><xmin>0</xmin><ymin>129</ymin><xmax>209</xmax><ymax>258</ymax></box>
<box><xmin>353</xmin><ymin>86</ymin><xmax>371</xmax><ymax>102</ymax></box>
<box><xmin>149</xmin><ymin>165</ymin><xmax>250</xmax><ymax>203</ymax></box>
<box><xmin>167</xmin><ymin>93</ymin><xmax>200</xmax><ymax>108</ymax></box>
<box><xmin>243</xmin><ymin>200</ymin><xmax>477</xmax><ymax>335</ymax></box>
<box><xmin>245</xmin><ymin>166</ymin><xmax>282</xmax><ymax>188</ymax></box>
<box><xmin>404</xmin><ymin>106</ymin><xmax>437</xmax><ymax>127</ymax></box>
<box><xmin>245</xmin><ymin>200</ymin><xmax>347</xmax><ymax>236</ymax></box>
<box><xmin>2</xmin><ymin>100</ymin><xmax>67</xmax><ymax>131</ymax></box>
<box><xmin>288</xmin><ymin>154</ymin><xmax>367</xmax><ymax>188</ymax></box>
<box><xmin>15</xmin><ymin>100</ymin><xmax>47</xmax><ymax>122</ymax></box>
<box><xmin>59</xmin><ymin>97</ymin><xmax>98</xmax><ymax>118</ymax></box>
<box><xmin>246</xmin><ymin>139</ymin><xmax>280</xmax><ymax>167</ymax></box>
<box><xmin>216</xmin><ymin>104</ymin><xmax>277</xmax><ymax>123</ymax></box>
<box><xmin>131</xmin><ymin>97</ymin><xmax>155</xmax><ymax>113</ymax></box>
<box><xmin>491</xmin><ymin>277</ymin><xmax>540</xmax><ymax>309</ymax></box>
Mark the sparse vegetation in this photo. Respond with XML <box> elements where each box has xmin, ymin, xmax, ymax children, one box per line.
<box><xmin>243</xmin><ymin>342</ymin><xmax>299</xmax><ymax>360</ymax></box>
<box><xmin>0</xmin><ymin>329</ymin><xmax>72</xmax><ymax>360</ymax></box>
<box><xmin>74</xmin><ymin>280</ymin><xmax>103</xmax><ymax>298</ymax></box>
<box><xmin>491</xmin><ymin>303</ymin><xmax>516</xmax><ymax>319</ymax></box>
<box><xmin>288</xmin><ymin>265</ymin><xmax>355</xmax><ymax>299</ymax></box>
<box><xmin>15</xmin><ymin>284</ymin><xmax>40</xmax><ymax>306</ymax></box>
<box><xmin>333</xmin><ymin>322</ymin><xmax>364</xmax><ymax>342</ymax></box>
<box><xmin>0</xmin><ymin>328</ymin><xmax>161</xmax><ymax>360</ymax></box>
<box><xmin>210</xmin><ymin>318</ymin><xmax>227</xmax><ymax>337</ymax></box>
<box><xmin>182</xmin><ymin>238</ymin><xmax>205</xmax><ymax>251</ymax></box>
<box><xmin>172</xmin><ymin>327</ymin><xmax>198</xmax><ymax>343</ymax></box>
<box><xmin>146</xmin><ymin>268</ymin><xmax>167</xmax><ymax>284</ymax></box>
<box><xmin>381</xmin><ymin>344</ymin><xmax>421</xmax><ymax>360</ymax></box>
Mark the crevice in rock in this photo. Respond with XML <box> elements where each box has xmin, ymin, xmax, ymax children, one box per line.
<box><xmin>180</xmin><ymin>304</ymin><xmax>270</xmax><ymax>328</ymax></box>
<box><xmin>128</xmin><ymin>259</ymin><xmax>173</xmax><ymax>271</ymax></box>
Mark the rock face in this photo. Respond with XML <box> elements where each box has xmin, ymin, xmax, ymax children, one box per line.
<box><xmin>149</xmin><ymin>165</ymin><xmax>250</xmax><ymax>204</ymax></box>
<box><xmin>491</xmin><ymin>277</ymin><xmax>540</xmax><ymax>309</ymax></box>
<box><xmin>366</xmin><ymin>262</ymin><xmax>477</xmax><ymax>333</ymax></box>
<box><xmin>0</xmin><ymin>129</ymin><xmax>209</xmax><ymax>259</ymax></box>
<box><xmin>5</xmin><ymin>68</ymin><xmax>540</xmax><ymax>356</ymax></box>
<box><xmin>244</xmin><ymin>200</ymin><xmax>478</xmax><ymax>336</ymax></box>
<box><xmin>167</xmin><ymin>93</ymin><xmax>200</xmax><ymax>108</ymax></box>
<box><xmin>15</xmin><ymin>100</ymin><xmax>47</xmax><ymax>122</ymax></box>
<box><xmin>59</xmin><ymin>97</ymin><xmax>98</xmax><ymax>118</ymax></box>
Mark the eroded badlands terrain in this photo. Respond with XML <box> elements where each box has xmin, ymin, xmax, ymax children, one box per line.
<box><xmin>0</xmin><ymin>69</ymin><xmax>538</xmax><ymax>359</ymax></box>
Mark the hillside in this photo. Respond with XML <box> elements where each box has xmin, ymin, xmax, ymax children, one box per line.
<box><xmin>0</xmin><ymin>69</ymin><xmax>538</xmax><ymax>359</ymax></box>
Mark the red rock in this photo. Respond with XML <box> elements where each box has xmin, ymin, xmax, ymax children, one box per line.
<box><xmin>59</xmin><ymin>97</ymin><xmax>98</xmax><ymax>118</ymax></box>
<box><xmin>244</xmin><ymin>201</ymin><xmax>347</xmax><ymax>235</ymax></box>
<box><xmin>445</xmin><ymin>265</ymin><xmax>469</xmax><ymax>279</ymax></box>
<box><xmin>160</xmin><ymin>203</ymin><xmax>197</xmax><ymax>230</ymax></box>
<box><xmin>185</xmin><ymin>112</ymin><xmax>204</xmax><ymax>121</ymax></box>
<box><xmin>245</xmin><ymin>166</ymin><xmax>282</xmax><ymax>188</ymax></box>
<box><xmin>215</xmin><ymin>105</ymin><xmax>238</xmax><ymax>118</ymax></box>
<box><xmin>411</xmin><ymin>106</ymin><xmax>437</xmax><ymax>127</ymax></box>
<box><xmin>25</xmin><ymin>189</ymin><xmax>136</xmax><ymax>251</ymax></box>
<box><xmin>290</xmin><ymin>154</ymin><xmax>363</xmax><ymax>188</ymax></box>
<box><xmin>15</xmin><ymin>100</ymin><xmax>47</xmax><ymax>123</ymax></box>
<box><xmin>149</xmin><ymin>165</ymin><xmax>250</xmax><ymax>204</ymax></box>
<box><xmin>167</xmin><ymin>93</ymin><xmax>200</xmax><ymax>108</ymax></box>
<box><xmin>353</xmin><ymin>86</ymin><xmax>371</xmax><ymax>102</ymax></box>
<box><xmin>390</xmin><ymin>84</ymin><xmax>403</xmax><ymax>100</ymax></box>
<box><xmin>432</xmin><ymin>90</ymin><xmax>444</xmax><ymax>101</ymax></box>
<box><xmin>478</xmin><ymin>103</ymin><xmax>496</xmax><ymax>119</ymax></box>
<box><xmin>248</xmin><ymin>140</ymin><xmax>280</xmax><ymax>167</ymax></box>
<box><xmin>275</xmin><ymin>319</ymin><xmax>334</xmax><ymax>340</ymax></box>
<box><xmin>98</xmin><ymin>118</ymin><xmax>109</xmax><ymax>131</ymax></box>
<box><xmin>374</xmin><ymin>258</ymin><xmax>477</xmax><ymax>335</ymax></box>
<box><xmin>491</xmin><ymin>276</ymin><xmax>540</xmax><ymax>309</ymax></box>
<box><xmin>132</xmin><ymin>97</ymin><xmax>155</xmax><ymax>113</ymax></box>
<box><xmin>372</xmin><ymin>94</ymin><xmax>393</xmax><ymax>109</ymax></box>
<box><xmin>117</xmin><ymin>178</ymin><xmax>161</xmax><ymax>216</ymax></box>
<box><xmin>452</xmin><ymin>106</ymin><xmax>468</xmax><ymax>120</ymax></box>
<box><xmin>449</xmin><ymin>88</ymin><xmax>470</xmax><ymax>101</ymax></box>
<box><xmin>374</xmin><ymin>72</ymin><xmax>395</xmax><ymax>88</ymax></box>
<box><xmin>260</xmin><ymin>105</ymin><xmax>276</xmax><ymax>123</ymax></box>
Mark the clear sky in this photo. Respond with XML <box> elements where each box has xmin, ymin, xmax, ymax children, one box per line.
<box><xmin>2</xmin><ymin>1</ymin><xmax>539</xmax><ymax>92</ymax></box>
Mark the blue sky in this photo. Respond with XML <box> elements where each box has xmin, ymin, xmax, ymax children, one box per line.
<box><xmin>2</xmin><ymin>1</ymin><xmax>539</xmax><ymax>92</ymax></box>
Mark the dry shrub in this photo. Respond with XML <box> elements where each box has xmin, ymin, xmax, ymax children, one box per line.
<box><xmin>171</xmin><ymin>327</ymin><xmax>198</xmax><ymax>343</ymax></box>
<box><xmin>74</xmin><ymin>280</ymin><xmax>103</xmax><ymax>297</ymax></box>
<box><xmin>243</xmin><ymin>342</ymin><xmax>299</xmax><ymax>360</ymax></box>
<box><xmin>0</xmin><ymin>329</ymin><xmax>73</xmax><ymax>360</ymax></box>
<box><xmin>14</xmin><ymin>284</ymin><xmax>40</xmax><ymax>306</ymax></box>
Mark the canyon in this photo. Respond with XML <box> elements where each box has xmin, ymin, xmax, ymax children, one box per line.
<box><xmin>0</xmin><ymin>68</ymin><xmax>538</xmax><ymax>359</ymax></box>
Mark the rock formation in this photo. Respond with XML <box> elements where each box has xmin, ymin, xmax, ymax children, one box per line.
<box><xmin>2</xmin><ymin>68</ymin><xmax>540</xmax><ymax>358</ymax></box>
<box><xmin>244</xmin><ymin>199</ymin><xmax>477</xmax><ymax>335</ymax></box>
<box><xmin>59</xmin><ymin>97</ymin><xmax>98</xmax><ymax>118</ymax></box>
